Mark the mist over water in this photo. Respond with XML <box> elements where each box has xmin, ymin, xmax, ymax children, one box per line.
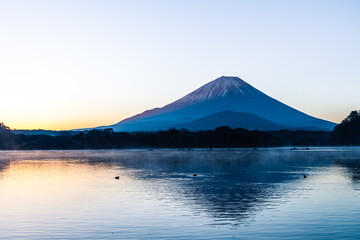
<box><xmin>0</xmin><ymin>148</ymin><xmax>360</xmax><ymax>239</ymax></box>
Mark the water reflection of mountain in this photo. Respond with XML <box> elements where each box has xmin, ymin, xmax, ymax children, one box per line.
<box><xmin>98</xmin><ymin>149</ymin><xmax>360</xmax><ymax>224</ymax></box>
<box><xmin>1</xmin><ymin>149</ymin><xmax>360</xmax><ymax>225</ymax></box>
<box><xmin>96</xmin><ymin>150</ymin><xmax>338</xmax><ymax>224</ymax></box>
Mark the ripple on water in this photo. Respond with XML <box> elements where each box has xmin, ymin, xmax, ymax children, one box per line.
<box><xmin>0</xmin><ymin>149</ymin><xmax>360</xmax><ymax>239</ymax></box>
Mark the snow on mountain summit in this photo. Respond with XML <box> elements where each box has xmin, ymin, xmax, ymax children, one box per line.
<box><xmin>172</xmin><ymin>76</ymin><xmax>255</xmax><ymax>106</ymax></box>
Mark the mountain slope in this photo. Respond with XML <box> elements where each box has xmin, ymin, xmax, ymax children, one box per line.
<box><xmin>93</xmin><ymin>76</ymin><xmax>336</xmax><ymax>131</ymax></box>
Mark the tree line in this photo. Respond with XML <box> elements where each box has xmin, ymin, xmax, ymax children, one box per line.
<box><xmin>0</xmin><ymin>111</ymin><xmax>359</xmax><ymax>150</ymax></box>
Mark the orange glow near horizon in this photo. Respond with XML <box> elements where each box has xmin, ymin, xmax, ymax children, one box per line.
<box><xmin>6</xmin><ymin>120</ymin><xmax>116</xmax><ymax>131</ymax></box>
<box><xmin>3</xmin><ymin>112</ymin><xmax>132</xmax><ymax>131</ymax></box>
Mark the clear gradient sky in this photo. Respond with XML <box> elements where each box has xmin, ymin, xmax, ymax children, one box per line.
<box><xmin>1</xmin><ymin>0</ymin><xmax>359</xmax><ymax>130</ymax></box>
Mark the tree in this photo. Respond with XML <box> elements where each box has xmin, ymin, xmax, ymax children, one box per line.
<box><xmin>0</xmin><ymin>122</ymin><xmax>10</xmax><ymax>132</ymax></box>
<box><xmin>0</xmin><ymin>122</ymin><xmax>13</xmax><ymax>149</ymax></box>
<box><xmin>340</xmin><ymin>110</ymin><xmax>360</xmax><ymax>124</ymax></box>
<box><xmin>331</xmin><ymin>110</ymin><xmax>360</xmax><ymax>145</ymax></box>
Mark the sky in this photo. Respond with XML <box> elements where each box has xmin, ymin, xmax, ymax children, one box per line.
<box><xmin>0</xmin><ymin>0</ymin><xmax>359</xmax><ymax>130</ymax></box>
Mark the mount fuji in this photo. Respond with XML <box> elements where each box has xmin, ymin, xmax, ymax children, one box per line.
<box><xmin>91</xmin><ymin>76</ymin><xmax>336</xmax><ymax>132</ymax></box>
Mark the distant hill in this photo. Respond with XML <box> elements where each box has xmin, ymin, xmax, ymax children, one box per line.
<box><xmin>81</xmin><ymin>76</ymin><xmax>336</xmax><ymax>132</ymax></box>
<box><xmin>175</xmin><ymin>110</ymin><xmax>285</xmax><ymax>131</ymax></box>
<box><xmin>11</xmin><ymin>129</ymin><xmax>73</xmax><ymax>136</ymax></box>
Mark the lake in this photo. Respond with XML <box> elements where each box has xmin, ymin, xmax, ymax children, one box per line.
<box><xmin>0</xmin><ymin>148</ymin><xmax>360</xmax><ymax>239</ymax></box>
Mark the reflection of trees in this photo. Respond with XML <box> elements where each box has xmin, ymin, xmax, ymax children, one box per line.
<box><xmin>0</xmin><ymin>161</ymin><xmax>10</xmax><ymax>175</ymax></box>
<box><xmin>335</xmin><ymin>160</ymin><xmax>360</xmax><ymax>183</ymax></box>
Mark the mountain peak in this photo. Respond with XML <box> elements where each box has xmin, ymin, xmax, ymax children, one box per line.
<box><xmin>214</xmin><ymin>76</ymin><xmax>245</xmax><ymax>82</ymax></box>
<box><xmin>172</xmin><ymin>76</ymin><xmax>254</xmax><ymax>106</ymax></box>
<box><xmin>209</xmin><ymin>76</ymin><xmax>249</xmax><ymax>90</ymax></box>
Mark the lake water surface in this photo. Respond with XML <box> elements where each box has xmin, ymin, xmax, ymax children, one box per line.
<box><xmin>0</xmin><ymin>148</ymin><xmax>360</xmax><ymax>239</ymax></box>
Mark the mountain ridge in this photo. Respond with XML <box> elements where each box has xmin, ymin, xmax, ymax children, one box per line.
<box><xmin>118</xmin><ymin>76</ymin><xmax>253</xmax><ymax>124</ymax></box>
<box><xmin>81</xmin><ymin>76</ymin><xmax>336</xmax><ymax>132</ymax></box>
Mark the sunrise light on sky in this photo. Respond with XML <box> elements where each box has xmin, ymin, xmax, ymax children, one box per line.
<box><xmin>1</xmin><ymin>0</ymin><xmax>359</xmax><ymax>130</ymax></box>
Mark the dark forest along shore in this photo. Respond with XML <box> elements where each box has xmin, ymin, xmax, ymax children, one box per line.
<box><xmin>1</xmin><ymin>110</ymin><xmax>360</xmax><ymax>149</ymax></box>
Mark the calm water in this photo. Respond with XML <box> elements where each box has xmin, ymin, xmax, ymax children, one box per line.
<box><xmin>0</xmin><ymin>148</ymin><xmax>360</xmax><ymax>239</ymax></box>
